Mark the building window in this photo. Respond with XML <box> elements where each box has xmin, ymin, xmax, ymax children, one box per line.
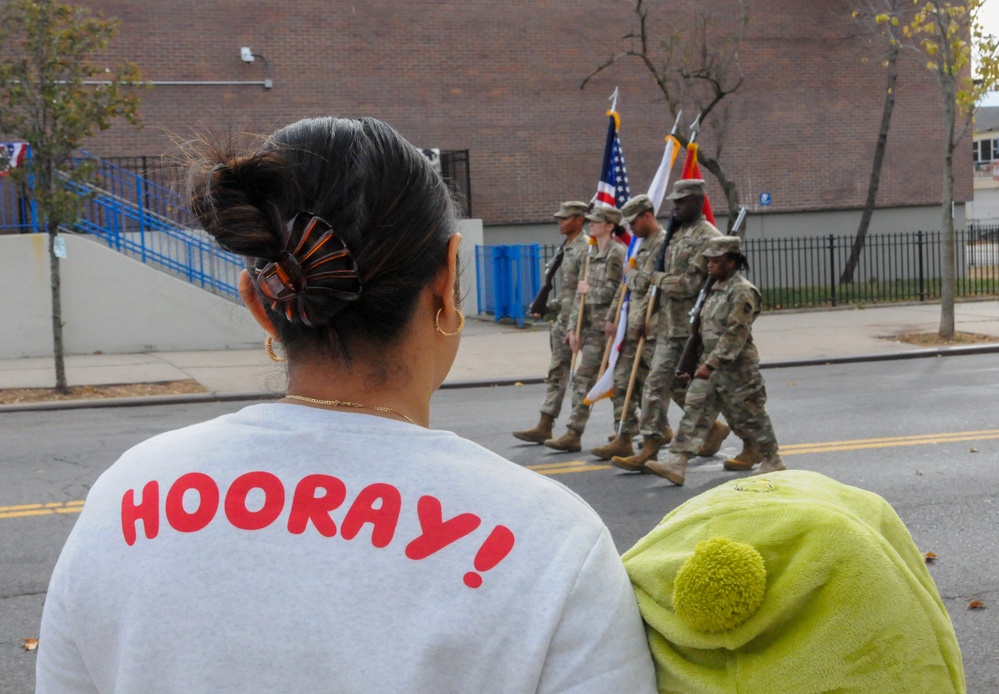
<box><xmin>973</xmin><ymin>138</ymin><xmax>999</xmax><ymax>163</ymax></box>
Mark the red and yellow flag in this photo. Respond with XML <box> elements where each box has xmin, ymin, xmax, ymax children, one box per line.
<box><xmin>678</xmin><ymin>142</ymin><xmax>715</xmax><ymax>225</ymax></box>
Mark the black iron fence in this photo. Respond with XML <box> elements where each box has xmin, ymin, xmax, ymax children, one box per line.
<box><xmin>530</xmin><ymin>227</ymin><xmax>999</xmax><ymax>311</ymax></box>
<box><xmin>102</xmin><ymin>150</ymin><xmax>474</xmax><ymax>218</ymax></box>
<box><xmin>439</xmin><ymin>150</ymin><xmax>471</xmax><ymax>218</ymax></box>
<box><xmin>2</xmin><ymin>149</ymin><xmax>474</xmax><ymax>234</ymax></box>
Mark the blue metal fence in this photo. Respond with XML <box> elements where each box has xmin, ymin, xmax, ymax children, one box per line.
<box><xmin>475</xmin><ymin>244</ymin><xmax>542</xmax><ymax>325</ymax></box>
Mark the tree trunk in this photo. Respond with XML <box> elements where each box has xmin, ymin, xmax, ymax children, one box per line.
<box><xmin>47</xmin><ymin>219</ymin><xmax>68</xmax><ymax>393</ymax></box>
<box><xmin>939</xmin><ymin>86</ymin><xmax>956</xmax><ymax>339</ymax></box>
<box><xmin>699</xmin><ymin>154</ymin><xmax>741</xmax><ymax>231</ymax></box>
<box><xmin>841</xmin><ymin>31</ymin><xmax>899</xmax><ymax>284</ymax></box>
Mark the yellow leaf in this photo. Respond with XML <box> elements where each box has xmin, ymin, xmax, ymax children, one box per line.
<box><xmin>23</xmin><ymin>638</ymin><xmax>39</xmax><ymax>651</ymax></box>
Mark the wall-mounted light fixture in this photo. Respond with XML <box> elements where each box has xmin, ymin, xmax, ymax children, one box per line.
<box><xmin>76</xmin><ymin>47</ymin><xmax>274</xmax><ymax>90</ymax></box>
<box><xmin>240</xmin><ymin>47</ymin><xmax>272</xmax><ymax>89</ymax></box>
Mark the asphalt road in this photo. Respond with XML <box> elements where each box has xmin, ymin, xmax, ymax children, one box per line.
<box><xmin>2</xmin><ymin>355</ymin><xmax>997</xmax><ymax>692</ymax></box>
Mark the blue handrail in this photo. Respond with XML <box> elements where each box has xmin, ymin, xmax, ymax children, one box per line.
<box><xmin>1</xmin><ymin>148</ymin><xmax>243</xmax><ymax>301</ymax></box>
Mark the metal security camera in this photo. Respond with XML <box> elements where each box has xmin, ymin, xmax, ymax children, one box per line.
<box><xmin>240</xmin><ymin>47</ymin><xmax>255</xmax><ymax>63</ymax></box>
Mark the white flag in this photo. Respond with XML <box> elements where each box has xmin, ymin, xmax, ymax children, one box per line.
<box><xmin>647</xmin><ymin>134</ymin><xmax>681</xmax><ymax>216</ymax></box>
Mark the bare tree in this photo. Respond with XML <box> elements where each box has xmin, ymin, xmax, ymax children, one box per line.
<box><xmin>582</xmin><ymin>0</ymin><xmax>748</xmax><ymax>229</ymax></box>
<box><xmin>840</xmin><ymin>0</ymin><xmax>904</xmax><ymax>284</ymax></box>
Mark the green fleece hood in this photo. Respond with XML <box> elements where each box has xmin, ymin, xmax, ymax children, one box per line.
<box><xmin>623</xmin><ymin>470</ymin><xmax>965</xmax><ymax>693</ymax></box>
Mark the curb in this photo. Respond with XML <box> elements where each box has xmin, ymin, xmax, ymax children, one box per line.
<box><xmin>4</xmin><ymin>343</ymin><xmax>999</xmax><ymax>414</ymax></box>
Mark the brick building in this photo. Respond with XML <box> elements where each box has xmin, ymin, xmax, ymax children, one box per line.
<box><xmin>23</xmin><ymin>0</ymin><xmax>976</xmax><ymax>241</ymax></box>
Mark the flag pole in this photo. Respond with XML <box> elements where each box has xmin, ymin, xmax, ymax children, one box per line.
<box><xmin>616</xmin><ymin>287</ymin><xmax>659</xmax><ymax>436</ymax></box>
<box><xmin>670</xmin><ymin>110</ymin><xmax>683</xmax><ymax>136</ymax></box>
<box><xmin>569</xmin><ymin>243</ymin><xmax>596</xmax><ymax>379</ymax></box>
<box><xmin>609</xmin><ymin>86</ymin><xmax>619</xmax><ymax>113</ymax></box>
<box><xmin>688</xmin><ymin>113</ymin><xmax>701</xmax><ymax>145</ymax></box>
<box><xmin>597</xmin><ymin>284</ymin><xmax>627</xmax><ymax>378</ymax></box>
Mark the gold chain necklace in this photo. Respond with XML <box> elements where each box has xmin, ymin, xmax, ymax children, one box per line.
<box><xmin>283</xmin><ymin>395</ymin><xmax>417</xmax><ymax>425</ymax></box>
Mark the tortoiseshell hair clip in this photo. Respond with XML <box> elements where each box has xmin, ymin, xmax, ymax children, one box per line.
<box><xmin>254</xmin><ymin>213</ymin><xmax>362</xmax><ymax>326</ymax></box>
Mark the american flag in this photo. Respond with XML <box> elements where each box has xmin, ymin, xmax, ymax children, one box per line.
<box><xmin>595</xmin><ymin>111</ymin><xmax>631</xmax><ymax>210</ymax></box>
<box><xmin>0</xmin><ymin>142</ymin><xmax>28</xmax><ymax>177</ymax></box>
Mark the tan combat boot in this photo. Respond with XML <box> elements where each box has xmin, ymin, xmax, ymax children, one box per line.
<box><xmin>544</xmin><ymin>428</ymin><xmax>582</xmax><ymax>453</ymax></box>
<box><xmin>662</xmin><ymin>425</ymin><xmax>674</xmax><ymax>444</ymax></box>
<box><xmin>513</xmin><ymin>413</ymin><xmax>555</xmax><ymax>444</ymax></box>
<box><xmin>697</xmin><ymin>420</ymin><xmax>731</xmax><ymax>457</ymax></box>
<box><xmin>724</xmin><ymin>440</ymin><xmax>764</xmax><ymax>471</ymax></box>
<box><xmin>751</xmin><ymin>453</ymin><xmax>786</xmax><ymax>476</ymax></box>
<box><xmin>611</xmin><ymin>435</ymin><xmax>665</xmax><ymax>472</ymax></box>
<box><xmin>591</xmin><ymin>434</ymin><xmax>635</xmax><ymax>461</ymax></box>
<box><xmin>646</xmin><ymin>452</ymin><xmax>690</xmax><ymax>486</ymax></box>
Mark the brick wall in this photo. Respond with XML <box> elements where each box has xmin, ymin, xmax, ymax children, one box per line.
<box><xmin>74</xmin><ymin>0</ymin><xmax>971</xmax><ymax>225</ymax></box>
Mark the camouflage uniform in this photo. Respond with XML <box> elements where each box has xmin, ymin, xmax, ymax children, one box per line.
<box><xmin>565</xmin><ymin>240</ymin><xmax>626</xmax><ymax>433</ymax></box>
<box><xmin>670</xmin><ymin>272</ymin><xmax>779</xmax><ymax>457</ymax></box>
<box><xmin>606</xmin><ymin>227</ymin><xmax>667</xmax><ymax>436</ymax></box>
<box><xmin>539</xmin><ymin>232</ymin><xmax>590</xmax><ymax>419</ymax></box>
<box><xmin>637</xmin><ymin>215</ymin><xmax>721</xmax><ymax>439</ymax></box>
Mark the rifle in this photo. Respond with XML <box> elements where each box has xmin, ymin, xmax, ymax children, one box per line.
<box><xmin>673</xmin><ymin>277</ymin><xmax>715</xmax><ymax>381</ymax></box>
<box><xmin>529</xmin><ymin>242</ymin><xmax>566</xmax><ymax>317</ymax></box>
<box><xmin>674</xmin><ymin>207</ymin><xmax>748</xmax><ymax>380</ymax></box>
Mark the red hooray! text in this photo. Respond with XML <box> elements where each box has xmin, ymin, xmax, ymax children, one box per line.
<box><xmin>121</xmin><ymin>472</ymin><xmax>515</xmax><ymax>588</ymax></box>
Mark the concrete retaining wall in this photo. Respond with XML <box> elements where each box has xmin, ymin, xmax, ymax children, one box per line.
<box><xmin>2</xmin><ymin>218</ymin><xmax>484</xmax><ymax>359</ymax></box>
<box><xmin>1</xmin><ymin>234</ymin><xmax>260</xmax><ymax>358</ymax></box>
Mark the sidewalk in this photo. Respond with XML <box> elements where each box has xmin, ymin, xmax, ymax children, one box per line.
<box><xmin>3</xmin><ymin>300</ymin><xmax>999</xmax><ymax>411</ymax></box>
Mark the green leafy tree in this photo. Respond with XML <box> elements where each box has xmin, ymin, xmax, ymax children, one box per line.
<box><xmin>900</xmin><ymin>0</ymin><xmax>999</xmax><ymax>337</ymax></box>
<box><xmin>0</xmin><ymin>0</ymin><xmax>141</xmax><ymax>392</ymax></box>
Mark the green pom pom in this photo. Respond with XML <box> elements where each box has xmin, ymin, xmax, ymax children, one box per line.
<box><xmin>673</xmin><ymin>537</ymin><xmax>767</xmax><ymax>633</ymax></box>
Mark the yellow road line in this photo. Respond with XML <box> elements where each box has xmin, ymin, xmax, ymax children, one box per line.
<box><xmin>5</xmin><ymin>428</ymin><xmax>998</xmax><ymax>507</ymax></box>
<box><xmin>780</xmin><ymin>430</ymin><xmax>999</xmax><ymax>456</ymax></box>
<box><xmin>527</xmin><ymin>429</ymin><xmax>999</xmax><ymax>474</ymax></box>
<box><xmin>0</xmin><ymin>500</ymin><xmax>85</xmax><ymax>519</ymax></box>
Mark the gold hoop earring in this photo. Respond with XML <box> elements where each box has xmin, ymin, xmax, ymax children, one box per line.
<box><xmin>264</xmin><ymin>336</ymin><xmax>286</xmax><ymax>362</ymax></box>
<box><xmin>435</xmin><ymin>308</ymin><xmax>465</xmax><ymax>337</ymax></box>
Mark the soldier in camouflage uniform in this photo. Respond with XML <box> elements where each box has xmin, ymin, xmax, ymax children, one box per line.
<box><xmin>590</xmin><ymin>194</ymin><xmax>666</xmax><ymax>461</ymax></box>
<box><xmin>612</xmin><ymin>179</ymin><xmax>729</xmax><ymax>472</ymax></box>
<box><xmin>512</xmin><ymin>201</ymin><xmax>591</xmax><ymax>444</ymax></box>
<box><xmin>544</xmin><ymin>207</ymin><xmax>626</xmax><ymax>453</ymax></box>
<box><xmin>647</xmin><ymin>236</ymin><xmax>785</xmax><ymax>485</ymax></box>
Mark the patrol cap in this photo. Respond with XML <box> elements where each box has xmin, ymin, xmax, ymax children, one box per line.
<box><xmin>554</xmin><ymin>201</ymin><xmax>589</xmax><ymax>218</ymax></box>
<box><xmin>585</xmin><ymin>206</ymin><xmax>623</xmax><ymax>225</ymax></box>
<box><xmin>621</xmin><ymin>194</ymin><xmax>655</xmax><ymax>223</ymax></box>
<box><xmin>703</xmin><ymin>235</ymin><xmax>743</xmax><ymax>258</ymax></box>
<box><xmin>666</xmin><ymin>178</ymin><xmax>706</xmax><ymax>200</ymax></box>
